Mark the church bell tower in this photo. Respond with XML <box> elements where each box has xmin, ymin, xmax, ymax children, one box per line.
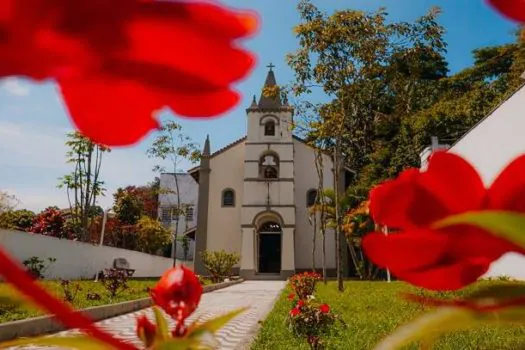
<box><xmin>239</xmin><ymin>64</ymin><xmax>296</xmax><ymax>279</ymax></box>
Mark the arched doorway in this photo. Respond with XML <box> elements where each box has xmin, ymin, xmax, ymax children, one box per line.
<box><xmin>258</xmin><ymin>221</ymin><xmax>282</xmax><ymax>273</ymax></box>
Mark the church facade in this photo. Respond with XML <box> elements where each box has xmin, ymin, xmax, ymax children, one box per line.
<box><xmin>190</xmin><ymin>68</ymin><xmax>344</xmax><ymax>279</ymax></box>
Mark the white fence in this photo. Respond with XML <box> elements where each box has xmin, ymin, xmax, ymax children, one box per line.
<box><xmin>0</xmin><ymin>229</ymin><xmax>173</xmax><ymax>280</ymax></box>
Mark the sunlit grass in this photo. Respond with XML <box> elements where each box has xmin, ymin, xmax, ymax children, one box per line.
<box><xmin>0</xmin><ymin>279</ymin><xmax>158</xmax><ymax>323</ymax></box>
<box><xmin>252</xmin><ymin>280</ymin><xmax>525</xmax><ymax>350</ymax></box>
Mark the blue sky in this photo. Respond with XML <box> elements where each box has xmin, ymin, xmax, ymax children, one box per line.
<box><xmin>0</xmin><ymin>0</ymin><xmax>518</xmax><ymax>212</ymax></box>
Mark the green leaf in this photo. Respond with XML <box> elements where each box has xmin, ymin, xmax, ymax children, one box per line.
<box><xmin>372</xmin><ymin>306</ymin><xmax>525</xmax><ymax>350</ymax></box>
<box><xmin>0</xmin><ymin>336</ymin><xmax>111</xmax><ymax>350</ymax></box>
<box><xmin>153</xmin><ymin>306</ymin><xmax>170</xmax><ymax>341</ymax></box>
<box><xmin>434</xmin><ymin>210</ymin><xmax>525</xmax><ymax>250</ymax></box>
<box><xmin>187</xmin><ymin>308</ymin><xmax>247</xmax><ymax>337</ymax></box>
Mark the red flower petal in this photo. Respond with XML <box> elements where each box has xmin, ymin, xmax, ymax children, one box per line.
<box><xmin>421</xmin><ymin>152</ymin><xmax>485</xmax><ymax>215</ymax></box>
<box><xmin>0</xmin><ymin>0</ymin><xmax>259</xmax><ymax>146</ymax></box>
<box><xmin>488</xmin><ymin>154</ymin><xmax>525</xmax><ymax>212</ymax></box>
<box><xmin>151</xmin><ymin>265</ymin><xmax>203</xmax><ymax>321</ymax></box>
<box><xmin>136</xmin><ymin>315</ymin><xmax>157</xmax><ymax>348</ymax></box>
<box><xmin>486</xmin><ymin>0</ymin><xmax>525</xmax><ymax>23</ymax></box>
<box><xmin>445</xmin><ymin>225</ymin><xmax>525</xmax><ymax>261</ymax></box>
<box><xmin>362</xmin><ymin>230</ymin><xmax>449</xmax><ymax>271</ymax></box>
<box><xmin>370</xmin><ymin>152</ymin><xmax>485</xmax><ymax>229</ymax></box>
<box><xmin>369</xmin><ymin>169</ymin><xmax>450</xmax><ymax>229</ymax></box>
<box><xmin>0</xmin><ymin>246</ymin><xmax>137</xmax><ymax>350</ymax></box>
<box><xmin>319</xmin><ymin>304</ymin><xmax>330</xmax><ymax>314</ymax></box>
<box><xmin>58</xmin><ymin>78</ymin><xmax>161</xmax><ymax>146</ymax></box>
<box><xmin>392</xmin><ymin>258</ymin><xmax>491</xmax><ymax>291</ymax></box>
<box><xmin>290</xmin><ymin>307</ymin><xmax>300</xmax><ymax>317</ymax></box>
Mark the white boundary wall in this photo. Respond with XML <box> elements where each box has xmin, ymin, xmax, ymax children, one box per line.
<box><xmin>0</xmin><ymin>229</ymin><xmax>173</xmax><ymax>279</ymax></box>
<box><xmin>449</xmin><ymin>85</ymin><xmax>525</xmax><ymax>280</ymax></box>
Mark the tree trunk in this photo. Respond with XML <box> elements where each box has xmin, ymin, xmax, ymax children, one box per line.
<box><xmin>172</xmin><ymin>172</ymin><xmax>181</xmax><ymax>267</ymax></box>
<box><xmin>333</xmin><ymin>139</ymin><xmax>344</xmax><ymax>292</ymax></box>
<box><xmin>311</xmin><ymin>211</ymin><xmax>317</xmax><ymax>271</ymax></box>
<box><xmin>314</xmin><ymin>149</ymin><xmax>327</xmax><ymax>283</ymax></box>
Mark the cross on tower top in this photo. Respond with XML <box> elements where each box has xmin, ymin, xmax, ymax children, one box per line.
<box><xmin>267</xmin><ymin>62</ymin><xmax>275</xmax><ymax>71</ymax></box>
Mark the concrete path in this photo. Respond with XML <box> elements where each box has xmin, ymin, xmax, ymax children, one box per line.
<box><xmin>8</xmin><ymin>281</ymin><xmax>286</xmax><ymax>350</ymax></box>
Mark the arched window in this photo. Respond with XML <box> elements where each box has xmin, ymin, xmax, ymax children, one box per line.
<box><xmin>260</xmin><ymin>153</ymin><xmax>279</xmax><ymax>179</ymax></box>
<box><xmin>264</xmin><ymin>120</ymin><xmax>276</xmax><ymax>136</ymax></box>
<box><xmin>306</xmin><ymin>189</ymin><xmax>318</xmax><ymax>207</ymax></box>
<box><xmin>222</xmin><ymin>189</ymin><xmax>235</xmax><ymax>207</ymax></box>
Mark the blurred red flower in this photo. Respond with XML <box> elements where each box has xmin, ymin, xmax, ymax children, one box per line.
<box><xmin>297</xmin><ymin>300</ymin><xmax>305</xmax><ymax>308</ymax></box>
<box><xmin>0</xmin><ymin>0</ymin><xmax>258</xmax><ymax>146</ymax></box>
<box><xmin>487</xmin><ymin>0</ymin><xmax>525</xmax><ymax>22</ymax></box>
<box><xmin>136</xmin><ymin>315</ymin><xmax>157</xmax><ymax>348</ymax></box>
<box><xmin>363</xmin><ymin>152</ymin><xmax>525</xmax><ymax>291</ymax></box>
<box><xmin>290</xmin><ymin>307</ymin><xmax>300</xmax><ymax>317</ymax></box>
<box><xmin>288</xmin><ymin>293</ymin><xmax>296</xmax><ymax>300</ymax></box>
<box><xmin>150</xmin><ymin>265</ymin><xmax>203</xmax><ymax>325</ymax></box>
<box><xmin>319</xmin><ymin>304</ymin><xmax>330</xmax><ymax>314</ymax></box>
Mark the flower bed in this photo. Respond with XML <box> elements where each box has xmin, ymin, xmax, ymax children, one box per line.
<box><xmin>0</xmin><ymin>279</ymin><xmax>158</xmax><ymax>324</ymax></box>
<box><xmin>252</xmin><ymin>280</ymin><xmax>525</xmax><ymax>349</ymax></box>
<box><xmin>0</xmin><ymin>276</ymin><xmax>213</xmax><ymax>324</ymax></box>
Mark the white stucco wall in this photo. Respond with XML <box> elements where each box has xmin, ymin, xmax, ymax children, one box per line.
<box><xmin>159</xmin><ymin>173</ymin><xmax>198</xmax><ymax>259</ymax></box>
<box><xmin>207</xmin><ymin>141</ymin><xmax>245</xmax><ymax>255</ymax></box>
<box><xmin>293</xmin><ymin>140</ymin><xmax>337</xmax><ymax>270</ymax></box>
<box><xmin>448</xmin><ymin>84</ymin><xmax>525</xmax><ymax>280</ymax></box>
<box><xmin>0</xmin><ymin>229</ymin><xmax>172</xmax><ymax>279</ymax></box>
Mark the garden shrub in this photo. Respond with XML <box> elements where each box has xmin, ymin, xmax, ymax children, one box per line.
<box><xmin>22</xmin><ymin>256</ymin><xmax>56</xmax><ymax>279</ymax></box>
<box><xmin>200</xmin><ymin>250</ymin><xmax>240</xmax><ymax>283</ymax></box>
<box><xmin>60</xmin><ymin>279</ymin><xmax>82</xmax><ymax>303</ymax></box>
<box><xmin>289</xmin><ymin>271</ymin><xmax>322</xmax><ymax>299</ymax></box>
<box><xmin>100</xmin><ymin>268</ymin><xmax>131</xmax><ymax>298</ymax></box>
<box><xmin>287</xmin><ymin>296</ymin><xmax>337</xmax><ymax>350</ymax></box>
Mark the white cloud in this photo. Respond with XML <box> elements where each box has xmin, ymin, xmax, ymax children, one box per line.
<box><xmin>1</xmin><ymin>78</ymin><xmax>30</xmax><ymax>97</ymax></box>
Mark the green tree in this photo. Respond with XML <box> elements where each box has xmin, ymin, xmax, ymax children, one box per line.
<box><xmin>58</xmin><ymin>132</ymin><xmax>110</xmax><ymax>241</ymax></box>
<box><xmin>147</xmin><ymin>121</ymin><xmax>201</xmax><ymax>266</ymax></box>
<box><xmin>113</xmin><ymin>187</ymin><xmax>143</xmax><ymax>225</ymax></box>
<box><xmin>0</xmin><ymin>209</ymin><xmax>35</xmax><ymax>230</ymax></box>
<box><xmin>136</xmin><ymin>216</ymin><xmax>172</xmax><ymax>255</ymax></box>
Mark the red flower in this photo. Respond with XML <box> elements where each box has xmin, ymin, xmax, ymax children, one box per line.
<box><xmin>0</xmin><ymin>0</ymin><xmax>258</xmax><ymax>146</ymax></box>
<box><xmin>487</xmin><ymin>0</ymin><xmax>525</xmax><ymax>23</ymax></box>
<box><xmin>297</xmin><ymin>300</ymin><xmax>305</xmax><ymax>308</ymax></box>
<box><xmin>288</xmin><ymin>293</ymin><xmax>296</xmax><ymax>300</ymax></box>
<box><xmin>136</xmin><ymin>315</ymin><xmax>157</xmax><ymax>348</ymax></box>
<box><xmin>363</xmin><ymin>152</ymin><xmax>525</xmax><ymax>291</ymax></box>
<box><xmin>319</xmin><ymin>304</ymin><xmax>330</xmax><ymax>314</ymax></box>
<box><xmin>290</xmin><ymin>307</ymin><xmax>301</xmax><ymax>317</ymax></box>
<box><xmin>150</xmin><ymin>265</ymin><xmax>203</xmax><ymax>322</ymax></box>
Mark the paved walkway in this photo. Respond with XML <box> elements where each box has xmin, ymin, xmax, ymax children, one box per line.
<box><xmin>9</xmin><ymin>281</ymin><xmax>286</xmax><ymax>350</ymax></box>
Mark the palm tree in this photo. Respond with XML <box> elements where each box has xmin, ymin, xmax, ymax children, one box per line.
<box><xmin>310</xmin><ymin>189</ymin><xmax>381</xmax><ymax>280</ymax></box>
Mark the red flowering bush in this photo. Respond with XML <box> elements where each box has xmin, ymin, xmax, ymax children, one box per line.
<box><xmin>363</xmin><ymin>152</ymin><xmax>525</xmax><ymax>291</ymax></box>
<box><xmin>29</xmin><ymin>207</ymin><xmax>66</xmax><ymax>238</ymax></box>
<box><xmin>289</xmin><ymin>271</ymin><xmax>322</xmax><ymax>299</ymax></box>
<box><xmin>287</xmin><ymin>298</ymin><xmax>337</xmax><ymax>350</ymax></box>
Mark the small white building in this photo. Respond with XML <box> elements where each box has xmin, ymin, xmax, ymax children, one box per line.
<box><xmin>447</xmin><ymin>82</ymin><xmax>525</xmax><ymax>280</ymax></box>
<box><xmin>158</xmin><ymin>173</ymin><xmax>198</xmax><ymax>260</ymax></box>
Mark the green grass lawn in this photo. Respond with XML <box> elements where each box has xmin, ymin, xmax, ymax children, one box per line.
<box><xmin>252</xmin><ymin>280</ymin><xmax>525</xmax><ymax>350</ymax></box>
<box><xmin>0</xmin><ymin>279</ymin><xmax>159</xmax><ymax>323</ymax></box>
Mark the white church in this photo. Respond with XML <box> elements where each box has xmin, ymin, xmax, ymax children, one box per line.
<box><xmin>177</xmin><ymin>67</ymin><xmax>352</xmax><ymax>279</ymax></box>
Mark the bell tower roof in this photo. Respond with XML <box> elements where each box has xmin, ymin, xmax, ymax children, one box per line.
<box><xmin>246</xmin><ymin>64</ymin><xmax>293</xmax><ymax>113</ymax></box>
